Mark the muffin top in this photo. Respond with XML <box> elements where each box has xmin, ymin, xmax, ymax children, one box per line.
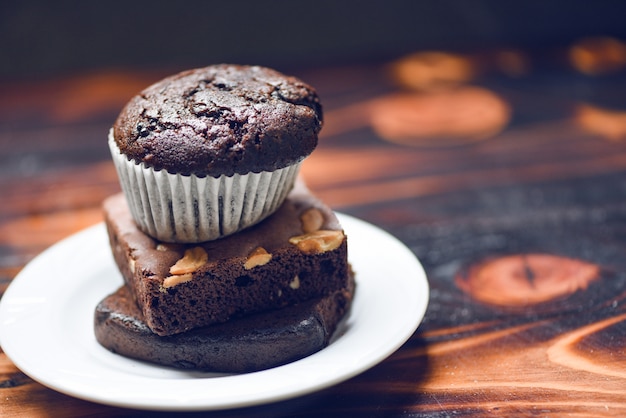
<box><xmin>112</xmin><ymin>64</ymin><xmax>323</xmax><ymax>177</ymax></box>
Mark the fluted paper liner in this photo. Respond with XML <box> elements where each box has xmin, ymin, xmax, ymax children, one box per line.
<box><xmin>108</xmin><ymin>134</ymin><xmax>300</xmax><ymax>243</ymax></box>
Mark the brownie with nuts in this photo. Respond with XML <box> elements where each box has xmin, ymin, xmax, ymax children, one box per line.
<box><xmin>103</xmin><ymin>181</ymin><xmax>351</xmax><ymax>336</ymax></box>
<box><xmin>94</xmin><ymin>275</ymin><xmax>354</xmax><ymax>373</ymax></box>
<box><xmin>112</xmin><ymin>64</ymin><xmax>322</xmax><ymax>177</ymax></box>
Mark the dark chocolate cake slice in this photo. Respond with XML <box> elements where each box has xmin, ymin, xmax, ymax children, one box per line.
<box><xmin>94</xmin><ymin>278</ymin><xmax>354</xmax><ymax>373</ymax></box>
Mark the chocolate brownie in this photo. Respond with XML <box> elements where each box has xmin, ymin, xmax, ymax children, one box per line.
<box><xmin>103</xmin><ymin>181</ymin><xmax>351</xmax><ymax>336</ymax></box>
<box><xmin>94</xmin><ymin>277</ymin><xmax>354</xmax><ymax>373</ymax></box>
<box><xmin>112</xmin><ymin>64</ymin><xmax>323</xmax><ymax>177</ymax></box>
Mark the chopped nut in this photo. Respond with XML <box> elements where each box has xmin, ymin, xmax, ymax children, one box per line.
<box><xmin>289</xmin><ymin>275</ymin><xmax>300</xmax><ymax>289</ymax></box>
<box><xmin>244</xmin><ymin>247</ymin><xmax>272</xmax><ymax>270</ymax></box>
<box><xmin>289</xmin><ymin>230</ymin><xmax>345</xmax><ymax>254</ymax></box>
<box><xmin>169</xmin><ymin>247</ymin><xmax>208</xmax><ymax>275</ymax></box>
<box><xmin>128</xmin><ymin>257</ymin><xmax>136</xmax><ymax>274</ymax></box>
<box><xmin>162</xmin><ymin>273</ymin><xmax>193</xmax><ymax>289</ymax></box>
<box><xmin>300</xmin><ymin>208</ymin><xmax>324</xmax><ymax>233</ymax></box>
<box><xmin>156</xmin><ymin>243</ymin><xmax>171</xmax><ymax>252</ymax></box>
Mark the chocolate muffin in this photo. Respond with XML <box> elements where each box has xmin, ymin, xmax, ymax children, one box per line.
<box><xmin>94</xmin><ymin>277</ymin><xmax>354</xmax><ymax>373</ymax></box>
<box><xmin>103</xmin><ymin>181</ymin><xmax>351</xmax><ymax>336</ymax></box>
<box><xmin>108</xmin><ymin>64</ymin><xmax>323</xmax><ymax>243</ymax></box>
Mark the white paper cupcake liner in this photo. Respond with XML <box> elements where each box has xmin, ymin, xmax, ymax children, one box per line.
<box><xmin>108</xmin><ymin>133</ymin><xmax>300</xmax><ymax>243</ymax></box>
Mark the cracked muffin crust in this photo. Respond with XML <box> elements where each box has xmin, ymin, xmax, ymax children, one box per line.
<box><xmin>112</xmin><ymin>64</ymin><xmax>323</xmax><ymax>177</ymax></box>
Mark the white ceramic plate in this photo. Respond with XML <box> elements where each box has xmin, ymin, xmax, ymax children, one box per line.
<box><xmin>0</xmin><ymin>213</ymin><xmax>429</xmax><ymax>411</ymax></box>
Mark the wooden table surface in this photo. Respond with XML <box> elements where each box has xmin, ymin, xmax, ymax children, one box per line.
<box><xmin>3</xmin><ymin>38</ymin><xmax>626</xmax><ymax>416</ymax></box>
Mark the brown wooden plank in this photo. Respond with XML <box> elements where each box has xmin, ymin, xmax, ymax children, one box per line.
<box><xmin>2</xmin><ymin>50</ymin><xmax>626</xmax><ymax>416</ymax></box>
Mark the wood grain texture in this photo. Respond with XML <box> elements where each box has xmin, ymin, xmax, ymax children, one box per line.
<box><xmin>3</xmin><ymin>44</ymin><xmax>626</xmax><ymax>416</ymax></box>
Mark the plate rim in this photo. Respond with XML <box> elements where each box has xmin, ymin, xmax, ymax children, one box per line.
<box><xmin>0</xmin><ymin>213</ymin><xmax>429</xmax><ymax>411</ymax></box>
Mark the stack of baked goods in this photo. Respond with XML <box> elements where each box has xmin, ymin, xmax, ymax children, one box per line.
<box><xmin>94</xmin><ymin>64</ymin><xmax>355</xmax><ymax>373</ymax></box>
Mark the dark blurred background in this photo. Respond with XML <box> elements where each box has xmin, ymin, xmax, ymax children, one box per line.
<box><xmin>3</xmin><ymin>0</ymin><xmax>626</xmax><ymax>80</ymax></box>
<box><xmin>3</xmin><ymin>0</ymin><xmax>626</xmax><ymax>182</ymax></box>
